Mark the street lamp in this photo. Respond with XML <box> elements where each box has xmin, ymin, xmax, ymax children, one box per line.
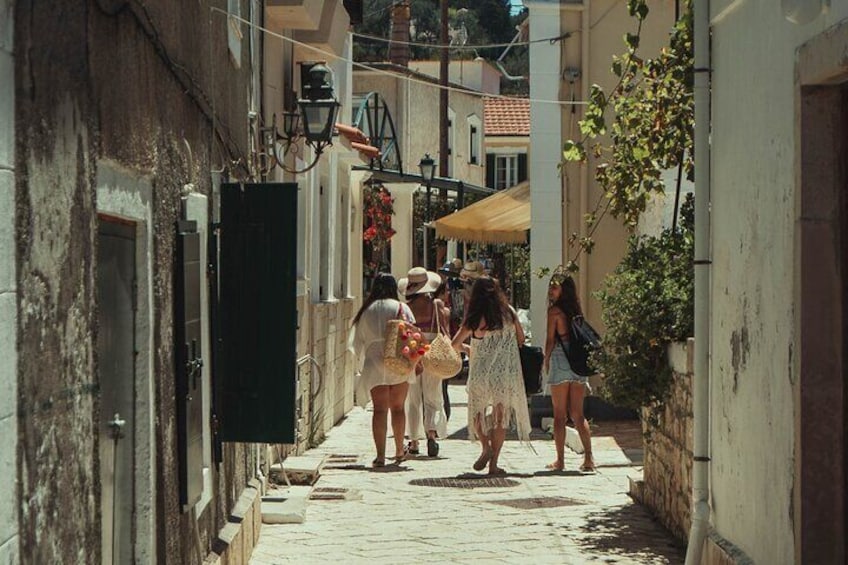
<box><xmin>260</xmin><ymin>61</ymin><xmax>340</xmax><ymax>175</ymax></box>
<box><xmin>418</xmin><ymin>154</ymin><xmax>436</xmax><ymax>269</ymax></box>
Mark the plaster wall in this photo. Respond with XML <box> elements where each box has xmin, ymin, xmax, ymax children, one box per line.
<box><xmin>708</xmin><ymin>2</ymin><xmax>848</xmax><ymax>562</ymax></box>
<box><xmin>410</xmin><ymin>60</ymin><xmax>502</xmax><ymax>95</ymax></box>
<box><xmin>354</xmin><ymin>70</ymin><xmax>485</xmax><ymax>188</ymax></box>
<box><xmin>0</xmin><ymin>0</ymin><xmax>16</xmax><ymax>561</ymax></box>
<box><xmin>14</xmin><ymin>1</ymin><xmax>258</xmax><ymax>562</ymax></box>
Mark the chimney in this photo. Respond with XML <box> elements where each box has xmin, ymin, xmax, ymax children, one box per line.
<box><xmin>389</xmin><ymin>1</ymin><xmax>410</xmax><ymax>67</ymax></box>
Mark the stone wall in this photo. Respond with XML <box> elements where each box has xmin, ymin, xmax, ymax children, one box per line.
<box><xmin>635</xmin><ymin>338</ymin><xmax>694</xmax><ymax>541</ymax></box>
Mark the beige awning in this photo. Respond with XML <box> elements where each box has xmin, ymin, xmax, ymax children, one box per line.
<box><xmin>433</xmin><ymin>181</ymin><xmax>530</xmax><ymax>244</ymax></box>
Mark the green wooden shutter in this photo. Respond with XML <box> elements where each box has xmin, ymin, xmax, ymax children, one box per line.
<box><xmin>486</xmin><ymin>154</ymin><xmax>495</xmax><ymax>188</ymax></box>
<box><xmin>518</xmin><ymin>153</ymin><xmax>528</xmax><ymax>183</ymax></box>
<box><xmin>218</xmin><ymin>183</ymin><xmax>298</xmax><ymax>443</ymax></box>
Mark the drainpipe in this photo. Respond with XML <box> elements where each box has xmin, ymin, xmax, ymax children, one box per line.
<box><xmin>685</xmin><ymin>0</ymin><xmax>711</xmax><ymax>562</ymax></box>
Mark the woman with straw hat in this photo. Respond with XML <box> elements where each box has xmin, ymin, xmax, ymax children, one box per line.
<box><xmin>398</xmin><ymin>267</ymin><xmax>449</xmax><ymax>457</ymax></box>
<box><xmin>351</xmin><ymin>273</ymin><xmax>416</xmax><ymax>467</ymax></box>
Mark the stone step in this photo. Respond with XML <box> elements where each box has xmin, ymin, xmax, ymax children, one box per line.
<box><xmin>260</xmin><ymin>486</ymin><xmax>313</xmax><ymax>525</ymax></box>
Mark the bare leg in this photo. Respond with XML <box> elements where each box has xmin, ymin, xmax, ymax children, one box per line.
<box><xmin>405</xmin><ymin>374</ymin><xmax>423</xmax><ymax>453</ymax></box>
<box><xmin>567</xmin><ymin>382</ymin><xmax>594</xmax><ymax>470</ymax></box>
<box><xmin>488</xmin><ymin>404</ymin><xmax>507</xmax><ymax>475</ymax></box>
<box><xmin>370</xmin><ymin>386</ymin><xmax>390</xmax><ymax>465</ymax></box>
<box><xmin>548</xmin><ymin>382</ymin><xmax>569</xmax><ymax>470</ymax></box>
<box><xmin>389</xmin><ymin>382</ymin><xmax>410</xmax><ymax>460</ymax></box>
<box><xmin>472</xmin><ymin>413</ymin><xmax>492</xmax><ymax>471</ymax></box>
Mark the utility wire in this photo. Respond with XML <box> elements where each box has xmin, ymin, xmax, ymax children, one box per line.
<box><xmin>352</xmin><ymin>31</ymin><xmax>570</xmax><ymax>49</ymax></box>
<box><xmin>211</xmin><ymin>8</ymin><xmax>587</xmax><ymax>107</ymax></box>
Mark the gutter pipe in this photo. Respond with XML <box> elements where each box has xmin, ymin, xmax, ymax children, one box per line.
<box><xmin>685</xmin><ymin>0</ymin><xmax>712</xmax><ymax>562</ymax></box>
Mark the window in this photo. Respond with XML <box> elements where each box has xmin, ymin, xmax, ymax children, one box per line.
<box><xmin>495</xmin><ymin>155</ymin><xmax>519</xmax><ymax>190</ymax></box>
<box><xmin>467</xmin><ymin>115</ymin><xmax>482</xmax><ymax>165</ymax></box>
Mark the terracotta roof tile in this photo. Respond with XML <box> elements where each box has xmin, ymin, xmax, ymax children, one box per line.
<box><xmin>484</xmin><ymin>97</ymin><xmax>530</xmax><ymax>136</ymax></box>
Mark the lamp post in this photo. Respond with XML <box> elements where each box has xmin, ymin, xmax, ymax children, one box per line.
<box><xmin>260</xmin><ymin>61</ymin><xmax>340</xmax><ymax>176</ymax></box>
<box><xmin>418</xmin><ymin>154</ymin><xmax>436</xmax><ymax>269</ymax></box>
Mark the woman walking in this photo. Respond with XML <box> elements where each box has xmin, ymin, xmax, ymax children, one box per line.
<box><xmin>452</xmin><ymin>277</ymin><xmax>532</xmax><ymax>475</ymax></box>
<box><xmin>351</xmin><ymin>273</ymin><xmax>415</xmax><ymax>467</ymax></box>
<box><xmin>398</xmin><ymin>267</ymin><xmax>449</xmax><ymax>457</ymax></box>
<box><xmin>544</xmin><ymin>274</ymin><xmax>594</xmax><ymax>472</ymax></box>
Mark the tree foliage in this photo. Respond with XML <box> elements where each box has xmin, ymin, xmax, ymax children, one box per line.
<box><xmin>354</xmin><ymin>1</ymin><xmax>516</xmax><ymax>62</ymax></box>
<box><xmin>594</xmin><ymin>194</ymin><xmax>694</xmax><ymax>410</ymax></box>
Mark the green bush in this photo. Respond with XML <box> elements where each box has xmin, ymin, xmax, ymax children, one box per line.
<box><xmin>594</xmin><ymin>194</ymin><xmax>694</xmax><ymax>410</ymax></box>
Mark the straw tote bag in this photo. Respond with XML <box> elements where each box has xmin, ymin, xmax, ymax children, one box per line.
<box><xmin>383</xmin><ymin>303</ymin><xmax>428</xmax><ymax>381</ymax></box>
<box><xmin>422</xmin><ymin>304</ymin><xmax>462</xmax><ymax>380</ymax></box>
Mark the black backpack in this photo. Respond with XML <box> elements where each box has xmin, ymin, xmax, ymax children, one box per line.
<box><xmin>558</xmin><ymin>315</ymin><xmax>602</xmax><ymax>377</ymax></box>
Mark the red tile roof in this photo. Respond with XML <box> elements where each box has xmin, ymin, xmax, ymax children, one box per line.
<box><xmin>484</xmin><ymin>97</ymin><xmax>530</xmax><ymax>136</ymax></box>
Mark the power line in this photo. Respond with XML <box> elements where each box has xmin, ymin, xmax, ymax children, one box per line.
<box><xmin>211</xmin><ymin>8</ymin><xmax>586</xmax><ymax>107</ymax></box>
<box><xmin>352</xmin><ymin>31</ymin><xmax>569</xmax><ymax>50</ymax></box>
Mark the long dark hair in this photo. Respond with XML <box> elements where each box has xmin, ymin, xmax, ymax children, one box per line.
<box><xmin>551</xmin><ymin>274</ymin><xmax>583</xmax><ymax>321</ymax></box>
<box><xmin>353</xmin><ymin>273</ymin><xmax>398</xmax><ymax>326</ymax></box>
<box><xmin>463</xmin><ymin>277</ymin><xmax>514</xmax><ymax>331</ymax></box>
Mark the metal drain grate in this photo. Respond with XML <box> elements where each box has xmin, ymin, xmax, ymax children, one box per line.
<box><xmin>323</xmin><ymin>454</ymin><xmax>363</xmax><ymax>469</ymax></box>
<box><xmin>309</xmin><ymin>487</ymin><xmax>349</xmax><ymax>500</ymax></box>
<box><xmin>409</xmin><ymin>477</ymin><xmax>521</xmax><ymax>489</ymax></box>
<box><xmin>488</xmin><ymin>496</ymin><xmax>584</xmax><ymax>509</ymax></box>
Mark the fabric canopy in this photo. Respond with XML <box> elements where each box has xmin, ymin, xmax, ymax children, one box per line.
<box><xmin>433</xmin><ymin>181</ymin><xmax>530</xmax><ymax>244</ymax></box>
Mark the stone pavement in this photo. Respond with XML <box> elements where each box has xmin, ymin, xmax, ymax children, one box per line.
<box><xmin>251</xmin><ymin>386</ymin><xmax>685</xmax><ymax>565</ymax></box>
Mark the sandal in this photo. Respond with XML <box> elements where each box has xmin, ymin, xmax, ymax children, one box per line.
<box><xmin>427</xmin><ymin>438</ymin><xmax>439</xmax><ymax>457</ymax></box>
<box><xmin>546</xmin><ymin>461</ymin><xmax>565</xmax><ymax>471</ymax></box>
<box><xmin>579</xmin><ymin>459</ymin><xmax>596</xmax><ymax>473</ymax></box>
<box><xmin>407</xmin><ymin>441</ymin><xmax>420</xmax><ymax>456</ymax></box>
<box><xmin>472</xmin><ymin>448</ymin><xmax>492</xmax><ymax>471</ymax></box>
<box><xmin>488</xmin><ymin>466</ymin><xmax>507</xmax><ymax>476</ymax></box>
<box><xmin>372</xmin><ymin>457</ymin><xmax>385</xmax><ymax>468</ymax></box>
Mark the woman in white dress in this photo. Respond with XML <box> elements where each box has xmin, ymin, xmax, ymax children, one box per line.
<box><xmin>451</xmin><ymin>277</ymin><xmax>532</xmax><ymax>475</ymax></box>
<box><xmin>398</xmin><ymin>267</ymin><xmax>449</xmax><ymax>457</ymax></box>
<box><xmin>352</xmin><ymin>273</ymin><xmax>416</xmax><ymax>467</ymax></box>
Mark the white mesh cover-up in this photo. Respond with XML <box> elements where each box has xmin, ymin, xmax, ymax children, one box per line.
<box><xmin>351</xmin><ymin>299</ymin><xmax>416</xmax><ymax>407</ymax></box>
<box><xmin>466</xmin><ymin>324</ymin><xmax>532</xmax><ymax>443</ymax></box>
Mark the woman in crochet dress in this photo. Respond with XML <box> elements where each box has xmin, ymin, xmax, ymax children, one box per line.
<box><xmin>451</xmin><ymin>277</ymin><xmax>532</xmax><ymax>475</ymax></box>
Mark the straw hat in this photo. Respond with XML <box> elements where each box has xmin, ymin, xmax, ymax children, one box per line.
<box><xmin>398</xmin><ymin>267</ymin><xmax>442</xmax><ymax>297</ymax></box>
<box><xmin>460</xmin><ymin>261</ymin><xmax>486</xmax><ymax>281</ymax></box>
<box><xmin>439</xmin><ymin>258</ymin><xmax>463</xmax><ymax>276</ymax></box>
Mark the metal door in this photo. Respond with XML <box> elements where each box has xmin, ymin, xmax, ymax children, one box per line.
<box><xmin>97</xmin><ymin>218</ymin><xmax>136</xmax><ymax>565</ymax></box>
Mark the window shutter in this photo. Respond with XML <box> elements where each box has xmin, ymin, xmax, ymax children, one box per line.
<box><xmin>486</xmin><ymin>154</ymin><xmax>496</xmax><ymax>188</ymax></box>
<box><xmin>518</xmin><ymin>153</ymin><xmax>528</xmax><ymax>183</ymax></box>
<box><xmin>175</xmin><ymin>219</ymin><xmax>203</xmax><ymax>510</ymax></box>
<box><xmin>218</xmin><ymin>183</ymin><xmax>298</xmax><ymax>443</ymax></box>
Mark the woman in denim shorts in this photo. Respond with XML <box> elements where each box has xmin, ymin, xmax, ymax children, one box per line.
<box><xmin>543</xmin><ymin>274</ymin><xmax>594</xmax><ymax>472</ymax></box>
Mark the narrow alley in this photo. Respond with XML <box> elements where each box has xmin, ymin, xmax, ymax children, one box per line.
<box><xmin>251</xmin><ymin>386</ymin><xmax>684</xmax><ymax>564</ymax></box>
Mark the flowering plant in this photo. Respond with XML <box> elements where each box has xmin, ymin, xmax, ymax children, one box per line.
<box><xmin>363</xmin><ymin>183</ymin><xmax>396</xmax><ymax>252</ymax></box>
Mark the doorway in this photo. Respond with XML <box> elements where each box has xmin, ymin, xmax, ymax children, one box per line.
<box><xmin>797</xmin><ymin>80</ymin><xmax>848</xmax><ymax>564</ymax></box>
<box><xmin>97</xmin><ymin>217</ymin><xmax>137</xmax><ymax>564</ymax></box>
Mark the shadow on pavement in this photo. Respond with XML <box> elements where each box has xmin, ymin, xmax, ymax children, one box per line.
<box><xmin>572</xmin><ymin>503</ymin><xmax>686</xmax><ymax>562</ymax></box>
<box><xmin>533</xmin><ymin>469</ymin><xmax>585</xmax><ymax>478</ymax></box>
<box><xmin>368</xmin><ymin>465</ymin><xmax>413</xmax><ymax>474</ymax></box>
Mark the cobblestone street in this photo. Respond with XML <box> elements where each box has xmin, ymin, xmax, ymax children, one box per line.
<box><xmin>252</xmin><ymin>387</ymin><xmax>684</xmax><ymax>564</ymax></box>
